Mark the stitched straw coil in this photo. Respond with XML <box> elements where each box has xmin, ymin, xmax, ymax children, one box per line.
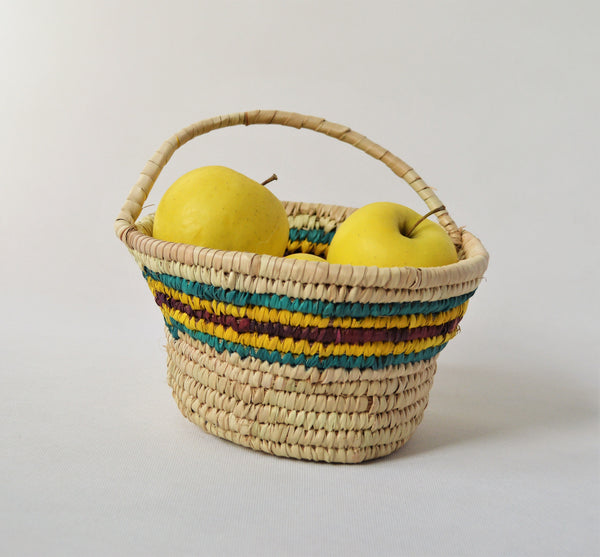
<box><xmin>115</xmin><ymin>110</ymin><xmax>489</xmax><ymax>463</ymax></box>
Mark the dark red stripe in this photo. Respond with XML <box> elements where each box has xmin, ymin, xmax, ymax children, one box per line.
<box><xmin>154</xmin><ymin>291</ymin><xmax>462</xmax><ymax>345</ymax></box>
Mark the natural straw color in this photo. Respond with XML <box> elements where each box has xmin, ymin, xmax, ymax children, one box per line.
<box><xmin>115</xmin><ymin>110</ymin><xmax>489</xmax><ymax>463</ymax></box>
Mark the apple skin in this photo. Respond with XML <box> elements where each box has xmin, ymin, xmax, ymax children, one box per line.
<box><xmin>285</xmin><ymin>253</ymin><xmax>327</xmax><ymax>262</ymax></box>
<box><xmin>326</xmin><ymin>202</ymin><xmax>458</xmax><ymax>268</ymax></box>
<box><xmin>152</xmin><ymin>166</ymin><xmax>289</xmax><ymax>256</ymax></box>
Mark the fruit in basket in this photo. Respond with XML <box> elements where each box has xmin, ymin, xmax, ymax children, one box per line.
<box><xmin>285</xmin><ymin>253</ymin><xmax>327</xmax><ymax>262</ymax></box>
<box><xmin>152</xmin><ymin>166</ymin><xmax>289</xmax><ymax>256</ymax></box>
<box><xmin>326</xmin><ymin>201</ymin><xmax>458</xmax><ymax>268</ymax></box>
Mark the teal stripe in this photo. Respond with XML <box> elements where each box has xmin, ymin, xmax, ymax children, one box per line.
<box><xmin>143</xmin><ymin>267</ymin><xmax>475</xmax><ymax>318</ymax></box>
<box><xmin>288</xmin><ymin>227</ymin><xmax>335</xmax><ymax>245</ymax></box>
<box><xmin>165</xmin><ymin>318</ymin><xmax>447</xmax><ymax>371</ymax></box>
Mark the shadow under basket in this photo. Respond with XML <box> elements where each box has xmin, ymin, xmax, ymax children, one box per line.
<box><xmin>115</xmin><ymin>110</ymin><xmax>489</xmax><ymax>463</ymax></box>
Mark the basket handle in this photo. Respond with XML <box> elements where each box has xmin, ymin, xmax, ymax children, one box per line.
<box><xmin>115</xmin><ymin>110</ymin><xmax>461</xmax><ymax>245</ymax></box>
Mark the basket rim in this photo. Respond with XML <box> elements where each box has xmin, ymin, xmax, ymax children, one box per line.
<box><xmin>121</xmin><ymin>200</ymin><xmax>489</xmax><ymax>291</ymax></box>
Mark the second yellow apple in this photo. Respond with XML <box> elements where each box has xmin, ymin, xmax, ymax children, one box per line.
<box><xmin>326</xmin><ymin>202</ymin><xmax>458</xmax><ymax>268</ymax></box>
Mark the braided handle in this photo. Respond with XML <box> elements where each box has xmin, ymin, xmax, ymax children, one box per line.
<box><xmin>115</xmin><ymin>110</ymin><xmax>461</xmax><ymax>244</ymax></box>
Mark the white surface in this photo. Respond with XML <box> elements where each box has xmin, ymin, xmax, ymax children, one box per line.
<box><xmin>1</xmin><ymin>1</ymin><xmax>598</xmax><ymax>556</ymax></box>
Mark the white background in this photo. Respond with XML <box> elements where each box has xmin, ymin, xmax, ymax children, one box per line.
<box><xmin>1</xmin><ymin>1</ymin><xmax>598</xmax><ymax>556</ymax></box>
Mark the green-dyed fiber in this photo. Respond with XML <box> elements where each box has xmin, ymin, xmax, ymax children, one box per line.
<box><xmin>143</xmin><ymin>267</ymin><xmax>475</xmax><ymax>318</ymax></box>
<box><xmin>288</xmin><ymin>227</ymin><xmax>335</xmax><ymax>244</ymax></box>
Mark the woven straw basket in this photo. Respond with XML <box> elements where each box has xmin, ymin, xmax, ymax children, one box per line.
<box><xmin>115</xmin><ymin>110</ymin><xmax>488</xmax><ymax>463</ymax></box>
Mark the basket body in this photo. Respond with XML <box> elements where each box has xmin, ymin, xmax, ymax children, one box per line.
<box><xmin>130</xmin><ymin>201</ymin><xmax>485</xmax><ymax>463</ymax></box>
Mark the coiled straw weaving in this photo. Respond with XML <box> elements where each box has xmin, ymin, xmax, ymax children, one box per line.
<box><xmin>115</xmin><ymin>110</ymin><xmax>489</xmax><ymax>463</ymax></box>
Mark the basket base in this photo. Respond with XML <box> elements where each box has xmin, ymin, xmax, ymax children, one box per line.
<box><xmin>165</xmin><ymin>330</ymin><xmax>436</xmax><ymax>464</ymax></box>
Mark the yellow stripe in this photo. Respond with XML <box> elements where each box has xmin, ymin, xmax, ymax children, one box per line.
<box><xmin>286</xmin><ymin>240</ymin><xmax>329</xmax><ymax>255</ymax></box>
<box><xmin>146</xmin><ymin>275</ymin><xmax>468</xmax><ymax>330</ymax></box>
<box><xmin>158</xmin><ymin>303</ymin><xmax>458</xmax><ymax>358</ymax></box>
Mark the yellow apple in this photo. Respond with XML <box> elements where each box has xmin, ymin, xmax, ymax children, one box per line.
<box><xmin>285</xmin><ymin>253</ymin><xmax>327</xmax><ymax>262</ymax></box>
<box><xmin>326</xmin><ymin>201</ymin><xmax>458</xmax><ymax>267</ymax></box>
<box><xmin>152</xmin><ymin>166</ymin><xmax>289</xmax><ymax>256</ymax></box>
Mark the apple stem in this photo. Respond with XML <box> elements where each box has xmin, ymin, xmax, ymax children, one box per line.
<box><xmin>261</xmin><ymin>174</ymin><xmax>278</xmax><ymax>186</ymax></box>
<box><xmin>406</xmin><ymin>205</ymin><xmax>446</xmax><ymax>236</ymax></box>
